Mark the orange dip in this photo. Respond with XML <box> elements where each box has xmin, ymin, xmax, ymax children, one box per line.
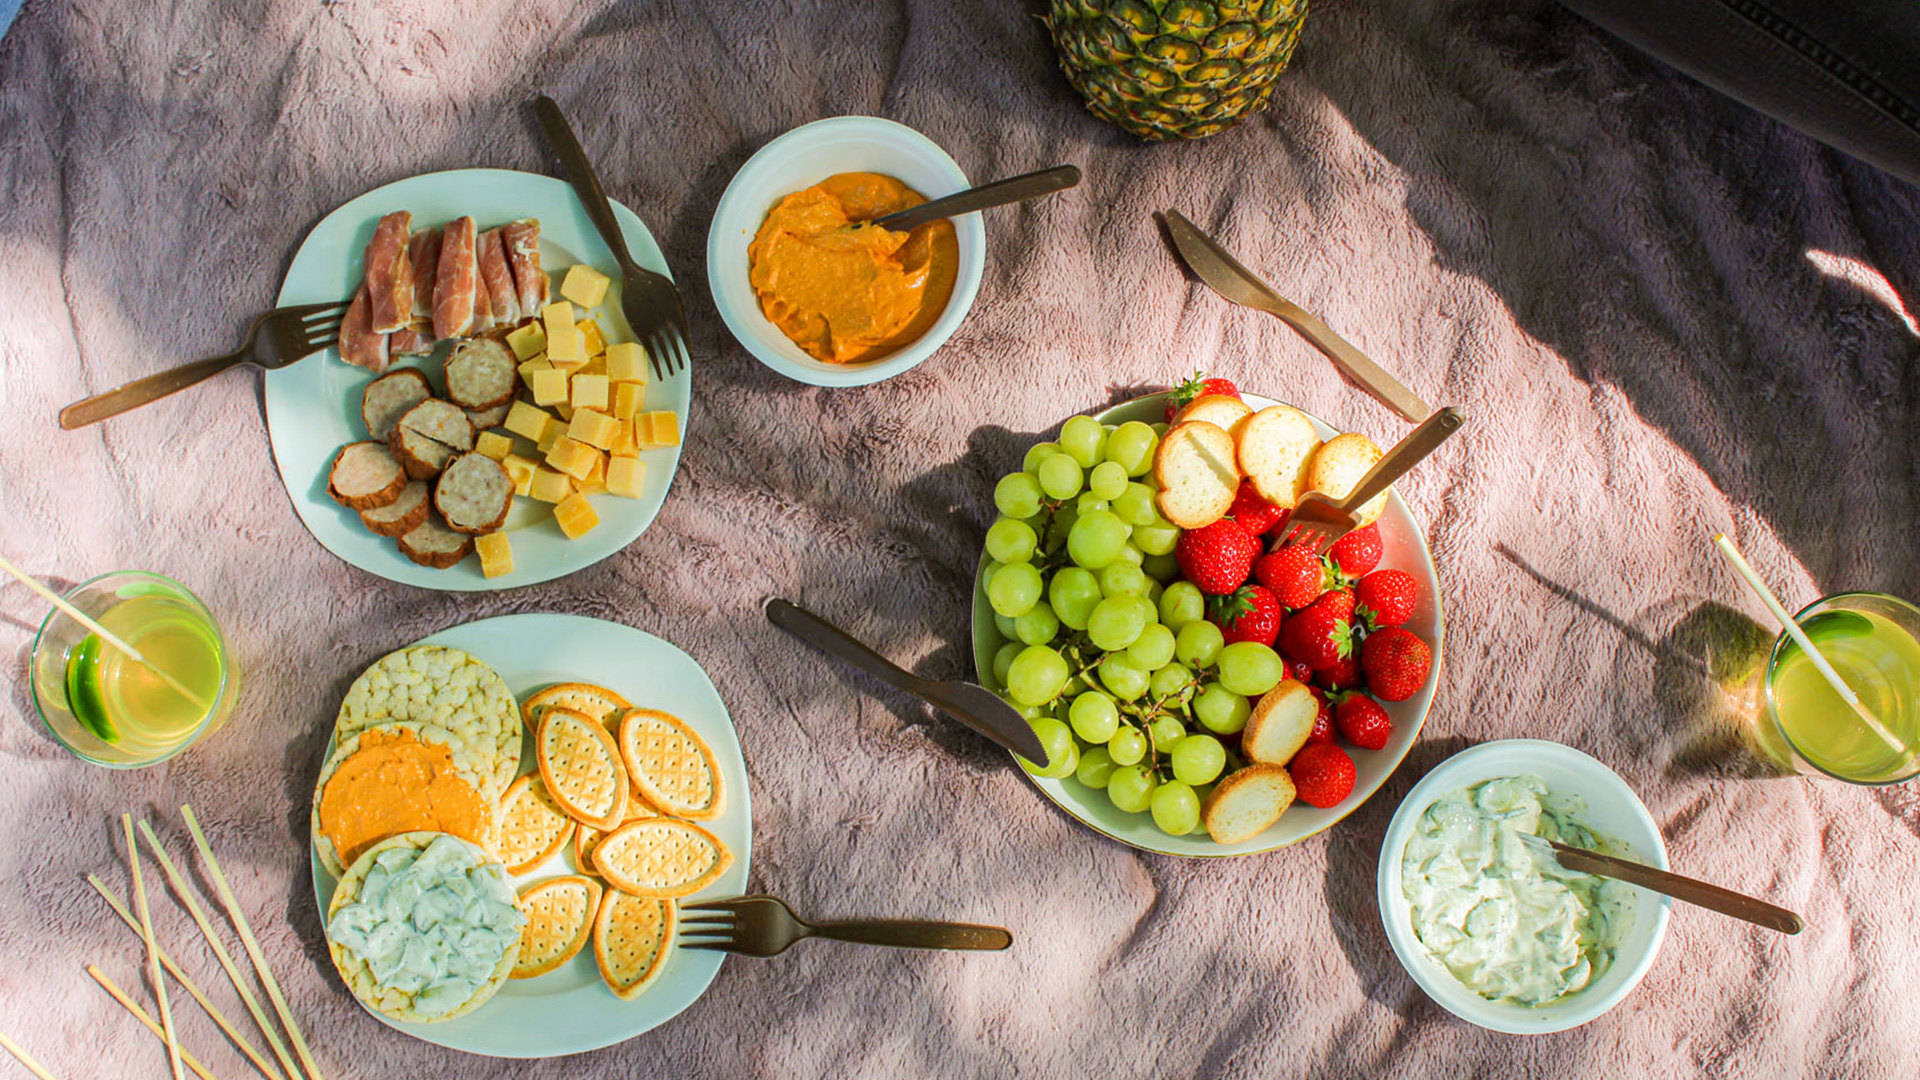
<box><xmin>318</xmin><ymin>727</ymin><xmax>492</xmax><ymax>868</ymax></box>
<box><xmin>748</xmin><ymin>172</ymin><xmax>959</xmax><ymax>364</ymax></box>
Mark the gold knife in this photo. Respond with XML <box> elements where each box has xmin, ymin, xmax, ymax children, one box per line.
<box><xmin>1164</xmin><ymin>209</ymin><xmax>1431</xmax><ymax>422</ymax></box>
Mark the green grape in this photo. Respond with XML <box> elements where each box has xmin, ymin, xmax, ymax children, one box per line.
<box><xmin>1075</xmin><ymin>494</ymin><xmax>1110</xmax><ymax>516</ymax></box>
<box><xmin>1006</xmin><ymin>645</ymin><xmax>1069</xmax><ymax>706</ymax></box>
<box><xmin>1142</xmin><ymin>552</ymin><xmax>1181</xmax><ymax>583</ymax></box>
<box><xmin>1107</xmin><ymin>765</ymin><xmax>1158</xmax><ymax>813</ymax></box>
<box><xmin>1067</xmin><ymin>510</ymin><xmax>1128</xmax><ymax>570</ymax></box>
<box><xmin>1014</xmin><ymin>602</ymin><xmax>1060</xmax><ymax>645</ymax></box>
<box><xmin>1151</xmin><ymin>662</ymin><xmax>1194</xmax><ymax>699</ymax></box>
<box><xmin>1175</xmin><ymin>620</ymin><xmax>1225</xmax><ymax>668</ymax></box>
<box><xmin>1023</xmin><ymin>442</ymin><xmax>1062</xmax><ymax>474</ymax></box>
<box><xmin>1151</xmin><ymin>422</ymin><xmax>1169</xmax><ymax>437</ymax></box>
<box><xmin>1149</xmin><ymin>714</ymin><xmax>1187</xmax><ymax>752</ymax></box>
<box><xmin>993</xmin><ymin>610</ymin><xmax>1018</xmax><ymax>641</ymax></box>
<box><xmin>1059</xmin><ymin>415</ymin><xmax>1109</xmax><ymax>468</ymax></box>
<box><xmin>1170</xmin><ymin>734</ymin><xmax>1227</xmax><ymax>785</ymax></box>
<box><xmin>1216</xmin><ymin>642</ymin><xmax>1284</xmax><ymax>696</ymax></box>
<box><xmin>1113</xmin><ymin>543</ymin><xmax>1145</xmax><ymax>567</ymax></box>
<box><xmin>1127</xmin><ymin>623</ymin><xmax>1177</xmax><ymax>669</ymax></box>
<box><xmin>993</xmin><ymin>472</ymin><xmax>1043</xmax><ymax>519</ymax></box>
<box><xmin>1159</xmin><ymin>581</ymin><xmax>1206</xmax><ymax>629</ymax></box>
<box><xmin>985</xmin><ymin>518</ymin><xmax>1038</xmax><ymax>564</ymax></box>
<box><xmin>1088</xmin><ymin>460</ymin><xmax>1129</xmax><ymax>500</ymax></box>
<box><xmin>1018</xmin><ymin>703</ymin><xmax>1048</xmax><ymax>721</ymax></box>
<box><xmin>1150</xmin><ymin>780</ymin><xmax>1201</xmax><ymax>835</ymax></box>
<box><xmin>1193</xmin><ymin>685</ymin><xmax>1251</xmax><ymax>734</ymax></box>
<box><xmin>1132</xmin><ymin>520</ymin><xmax>1181</xmax><ymax>556</ymax></box>
<box><xmin>1068</xmin><ymin>692</ymin><xmax>1120</xmax><ymax>743</ymax></box>
<box><xmin>1100</xmin><ymin>562</ymin><xmax>1151</xmax><ymax>599</ymax></box>
<box><xmin>991</xmin><ymin>641</ymin><xmax>1022</xmax><ymax>686</ymax></box>
<box><xmin>1037</xmin><ymin>454</ymin><xmax>1084</xmax><ymax>500</ymax></box>
<box><xmin>987</xmin><ymin>561</ymin><xmax>1043</xmax><ymax>617</ymax></box>
<box><xmin>1087</xmin><ymin>596</ymin><xmax>1148</xmax><ymax>651</ymax></box>
<box><xmin>1108</xmin><ymin>727</ymin><xmax>1148</xmax><ymax>766</ymax></box>
<box><xmin>1111</xmin><ymin>483</ymin><xmax>1158</xmax><ymax>526</ymax></box>
<box><xmin>1048</xmin><ymin>567</ymin><xmax>1102</xmax><ymax>629</ymax></box>
<box><xmin>1106</xmin><ymin>421</ymin><xmax>1158</xmax><ymax>477</ymax></box>
<box><xmin>1098</xmin><ymin>652</ymin><xmax>1151</xmax><ymax>701</ymax></box>
<box><xmin>1021</xmin><ymin>717</ymin><xmax>1078</xmax><ymax>778</ymax></box>
<box><xmin>1075</xmin><ymin>746</ymin><xmax>1118</xmax><ymax>789</ymax></box>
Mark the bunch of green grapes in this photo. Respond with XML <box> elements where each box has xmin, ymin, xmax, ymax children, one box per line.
<box><xmin>982</xmin><ymin>414</ymin><xmax>1287</xmax><ymax>838</ymax></box>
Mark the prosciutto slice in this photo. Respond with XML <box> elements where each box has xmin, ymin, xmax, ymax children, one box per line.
<box><xmin>477</xmin><ymin>229</ymin><xmax>522</xmax><ymax>326</ymax></box>
<box><xmin>364</xmin><ymin>211</ymin><xmax>413</xmax><ymax>334</ymax></box>
<box><xmin>501</xmin><ymin>219</ymin><xmax>547</xmax><ymax>317</ymax></box>
<box><xmin>433</xmin><ymin>216</ymin><xmax>478</xmax><ymax>340</ymax></box>
<box><xmin>407</xmin><ymin>228</ymin><xmax>441</xmax><ymax>320</ymax></box>
<box><xmin>337</xmin><ymin>285</ymin><xmax>391</xmax><ymax>373</ymax></box>
<box><xmin>470</xmin><ymin>247</ymin><xmax>495</xmax><ymax>334</ymax></box>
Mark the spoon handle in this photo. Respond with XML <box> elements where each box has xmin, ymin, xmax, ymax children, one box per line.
<box><xmin>867</xmin><ymin>165</ymin><xmax>1081</xmax><ymax>232</ymax></box>
<box><xmin>1546</xmin><ymin>841</ymin><xmax>1804</xmax><ymax>935</ymax></box>
<box><xmin>765</xmin><ymin>599</ymin><xmax>928</xmax><ymax>697</ymax></box>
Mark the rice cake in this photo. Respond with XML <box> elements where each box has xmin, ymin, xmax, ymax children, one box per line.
<box><xmin>310</xmin><ymin>722</ymin><xmax>498</xmax><ymax>879</ymax></box>
<box><xmin>335</xmin><ymin>645</ymin><xmax>522</xmax><ymax>799</ymax></box>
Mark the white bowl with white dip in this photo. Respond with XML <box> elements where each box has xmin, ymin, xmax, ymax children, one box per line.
<box><xmin>1377</xmin><ymin>740</ymin><xmax>1672</xmax><ymax>1033</ymax></box>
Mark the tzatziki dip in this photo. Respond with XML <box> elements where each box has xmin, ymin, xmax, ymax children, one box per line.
<box><xmin>1400</xmin><ymin>775</ymin><xmax>1633</xmax><ymax>1005</ymax></box>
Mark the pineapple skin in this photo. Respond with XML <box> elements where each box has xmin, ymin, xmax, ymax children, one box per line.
<box><xmin>1042</xmin><ymin>0</ymin><xmax>1310</xmax><ymax>141</ymax></box>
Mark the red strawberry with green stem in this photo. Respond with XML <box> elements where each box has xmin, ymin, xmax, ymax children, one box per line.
<box><xmin>1315</xmin><ymin>655</ymin><xmax>1364</xmax><ymax>692</ymax></box>
<box><xmin>1335</xmin><ymin>695</ymin><xmax>1392</xmax><ymax>750</ymax></box>
<box><xmin>1327</xmin><ymin>524</ymin><xmax>1382</xmax><ymax>580</ymax></box>
<box><xmin>1254</xmin><ymin>546</ymin><xmax>1327</xmax><ymax>610</ymax></box>
<box><xmin>1305</xmin><ymin>688</ymin><xmax>1335</xmax><ymax>744</ymax></box>
<box><xmin>1360</xmin><ymin>627</ymin><xmax>1432</xmax><ymax>701</ymax></box>
<box><xmin>1355</xmin><ymin>569</ymin><xmax>1418</xmax><ymax>629</ymax></box>
<box><xmin>1278</xmin><ymin>594</ymin><xmax>1355</xmax><ymax>671</ymax></box>
<box><xmin>1174</xmin><ymin>519</ymin><xmax>1260</xmax><ymax>595</ymax></box>
<box><xmin>1210</xmin><ymin>585</ymin><xmax>1283</xmax><ymax>647</ymax></box>
<box><xmin>1225</xmin><ymin>480</ymin><xmax>1286</xmax><ymax>536</ymax></box>
<box><xmin>1164</xmin><ymin>372</ymin><xmax>1241</xmax><ymax>421</ymax></box>
<box><xmin>1289</xmin><ymin>743</ymin><xmax>1356</xmax><ymax>808</ymax></box>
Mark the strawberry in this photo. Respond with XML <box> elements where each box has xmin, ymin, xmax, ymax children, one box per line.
<box><xmin>1289</xmin><ymin>743</ymin><xmax>1356</xmax><ymax>808</ymax></box>
<box><xmin>1174</xmin><ymin>519</ymin><xmax>1260</xmax><ymax>595</ymax></box>
<box><xmin>1305</xmin><ymin>687</ymin><xmax>1335</xmax><ymax>744</ymax></box>
<box><xmin>1164</xmin><ymin>372</ymin><xmax>1241</xmax><ymax>421</ymax></box>
<box><xmin>1312</xmin><ymin>589</ymin><xmax>1356</xmax><ymax>623</ymax></box>
<box><xmin>1335</xmin><ymin>695</ymin><xmax>1392</xmax><ymax>750</ymax></box>
<box><xmin>1211</xmin><ymin>585</ymin><xmax>1283</xmax><ymax>647</ymax></box>
<box><xmin>1355</xmin><ymin>569</ymin><xmax>1419</xmax><ymax>629</ymax></box>
<box><xmin>1287</xmin><ymin>659</ymin><xmax>1315</xmax><ymax>685</ymax></box>
<box><xmin>1360</xmin><ymin>627</ymin><xmax>1432</xmax><ymax>702</ymax></box>
<box><xmin>1315</xmin><ymin>655</ymin><xmax>1364</xmax><ymax>691</ymax></box>
<box><xmin>1327</xmin><ymin>524</ymin><xmax>1381</xmax><ymax>580</ymax></box>
<box><xmin>1278</xmin><ymin>595</ymin><xmax>1354</xmax><ymax>671</ymax></box>
<box><xmin>1225</xmin><ymin>480</ymin><xmax>1286</xmax><ymax>536</ymax></box>
<box><xmin>1254</xmin><ymin>546</ymin><xmax>1326</xmax><ymax>610</ymax></box>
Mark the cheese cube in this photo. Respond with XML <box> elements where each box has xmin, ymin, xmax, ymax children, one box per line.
<box><xmin>578</xmin><ymin>453</ymin><xmax>608</xmax><ymax>494</ymax></box>
<box><xmin>579</xmin><ymin>352</ymin><xmax>606</xmax><ymax>378</ymax></box>
<box><xmin>506</xmin><ymin>322</ymin><xmax>547</xmax><ymax>361</ymax></box>
<box><xmin>541</xmin><ymin>300</ymin><xmax>574</xmax><ymax>336</ymax></box>
<box><xmin>553</xmin><ymin>492</ymin><xmax>600</xmax><ymax>539</ymax></box>
<box><xmin>528</xmin><ymin>467</ymin><xmax>573</xmax><ymax>504</ymax></box>
<box><xmin>545</xmin><ymin>436</ymin><xmax>597</xmax><ymax>479</ymax></box>
<box><xmin>553</xmin><ymin>401</ymin><xmax>574</xmax><ymax>422</ymax></box>
<box><xmin>502</xmin><ymin>454</ymin><xmax>538</xmax><ymax>497</ymax></box>
<box><xmin>503</xmin><ymin>401</ymin><xmax>554</xmax><ymax>443</ymax></box>
<box><xmin>578</xmin><ymin>318</ymin><xmax>607</xmax><ymax>358</ymax></box>
<box><xmin>605</xmin><ymin>342</ymin><xmax>648</xmax><ymax>384</ymax></box>
<box><xmin>536</xmin><ymin>422</ymin><xmax>565</xmax><ymax>454</ymax></box>
<box><xmin>606</xmin><ymin>455</ymin><xmax>645</xmax><ymax>498</ymax></box>
<box><xmin>475</xmin><ymin>533</ymin><xmax>514</xmax><ymax>578</ymax></box>
<box><xmin>567</xmin><ymin>408</ymin><xmax>620</xmax><ymax>451</ymax></box>
<box><xmin>529</xmin><ymin>367</ymin><xmax>569</xmax><ymax>407</ymax></box>
<box><xmin>475</xmin><ymin>431</ymin><xmax>513</xmax><ymax>462</ymax></box>
<box><xmin>610</xmin><ymin>419</ymin><xmax>638</xmax><ymax>457</ymax></box>
<box><xmin>571</xmin><ymin>373</ymin><xmax>609</xmax><ymax>412</ymax></box>
<box><xmin>638</xmin><ymin>410</ymin><xmax>681</xmax><ymax>448</ymax></box>
<box><xmin>560</xmin><ymin>265</ymin><xmax>611</xmax><ymax>309</ymax></box>
<box><xmin>517</xmin><ymin>355</ymin><xmax>552</xmax><ymax>383</ymax></box>
<box><xmin>546</xmin><ymin>322</ymin><xmax>584</xmax><ymax>364</ymax></box>
<box><xmin>548</xmin><ymin>349</ymin><xmax>587</xmax><ymax>374</ymax></box>
<box><xmin>613</xmin><ymin>382</ymin><xmax>644</xmax><ymax>422</ymax></box>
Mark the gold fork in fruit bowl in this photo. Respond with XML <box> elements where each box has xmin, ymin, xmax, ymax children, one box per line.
<box><xmin>1282</xmin><ymin>406</ymin><xmax>1465</xmax><ymax>553</ymax></box>
<box><xmin>679</xmin><ymin>895</ymin><xmax>1013</xmax><ymax>957</ymax></box>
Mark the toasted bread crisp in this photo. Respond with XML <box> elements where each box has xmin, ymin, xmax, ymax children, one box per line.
<box><xmin>617</xmin><ymin>709</ymin><xmax>723</xmax><ymax>820</ymax></box>
<box><xmin>1242</xmin><ymin>679</ymin><xmax>1318</xmax><ymax>767</ymax></box>
<box><xmin>1202</xmin><ymin>764</ymin><xmax>1297</xmax><ymax>844</ymax></box>
<box><xmin>1173</xmin><ymin>394</ymin><xmax>1253</xmax><ymax>439</ymax></box>
<box><xmin>536</xmin><ymin>707</ymin><xmax>629</xmax><ymax>830</ymax></box>
<box><xmin>493</xmin><ymin>774</ymin><xmax>575</xmax><ymax>874</ymax></box>
<box><xmin>591</xmin><ymin>818</ymin><xmax>731</xmax><ymax>899</ymax></box>
<box><xmin>1236</xmin><ymin>405</ymin><xmax>1321</xmax><ymax>509</ymax></box>
<box><xmin>594</xmin><ymin>889</ymin><xmax>675</xmax><ymax>1001</ymax></box>
<box><xmin>1305</xmin><ymin>432</ymin><xmax>1389</xmax><ymax>527</ymax></box>
<box><xmin>1152</xmin><ymin>420</ymin><xmax>1240</xmax><ymax>529</ymax></box>
<box><xmin>512</xmin><ymin>875</ymin><xmax>602</xmax><ymax>979</ymax></box>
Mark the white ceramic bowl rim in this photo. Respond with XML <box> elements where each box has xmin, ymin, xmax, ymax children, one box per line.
<box><xmin>1375</xmin><ymin>739</ymin><xmax>1672</xmax><ymax>1034</ymax></box>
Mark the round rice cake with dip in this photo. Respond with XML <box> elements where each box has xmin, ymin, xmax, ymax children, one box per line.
<box><xmin>325</xmin><ymin>832</ymin><xmax>525</xmax><ymax>1024</ymax></box>
<box><xmin>335</xmin><ymin>645</ymin><xmax>522</xmax><ymax>799</ymax></box>
<box><xmin>310</xmin><ymin>723</ymin><xmax>500</xmax><ymax>879</ymax></box>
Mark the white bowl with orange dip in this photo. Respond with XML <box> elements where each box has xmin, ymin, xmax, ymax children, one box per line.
<box><xmin>708</xmin><ymin>116</ymin><xmax>986</xmax><ymax>387</ymax></box>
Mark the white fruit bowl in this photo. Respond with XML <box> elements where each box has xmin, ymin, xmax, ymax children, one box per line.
<box><xmin>707</xmin><ymin>115</ymin><xmax>986</xmax><ymax>388</ymax></box>
<box><xmin>970</xmin><ymin>391</ymin><xmax>1444</xmax><ymax>858</ymax></box>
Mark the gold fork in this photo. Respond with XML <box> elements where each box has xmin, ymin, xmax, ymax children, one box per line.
<box><xmin>679</xmin><ymin>895</ymin><xmax>1012</xmax><ymax>957</ymax></box>
<box><xmin>1281</xmin><ymin>406</ymin><xmax>1465</xmax><ymax>553</ymax></box>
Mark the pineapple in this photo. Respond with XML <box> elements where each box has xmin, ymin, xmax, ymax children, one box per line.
<box><xmin>1042</xmin><ymin>0</ymin><xmax>1309</xmax><ymax>141</ymax></box>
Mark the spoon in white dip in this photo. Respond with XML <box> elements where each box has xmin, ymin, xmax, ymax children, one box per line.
<box><xmin>1518</xmin><ymin>833</ymin><xmax>1804</xmax><ymax>934</ymax></box>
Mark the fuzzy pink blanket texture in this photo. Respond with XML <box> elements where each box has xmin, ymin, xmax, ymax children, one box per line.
<box><xmin>4</xmin><ymin>1</ymin><xmax>1920</xmax><ymax>1077</ymax></box>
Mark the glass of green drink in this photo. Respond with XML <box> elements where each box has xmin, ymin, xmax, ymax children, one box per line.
<box><xmin>28</xmin><ymin>571</ymin><xmax>238</xmax><ymax>767</ymax></box>
<box><xmin>1763</xmin><ymin>592</ymin><xmax>1920</xmax><ymax>785</ymax></box>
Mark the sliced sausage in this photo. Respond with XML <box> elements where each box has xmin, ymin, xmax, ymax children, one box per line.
<box><xmin>445</xmin><ymin>338</ymin><xmax>518</xmax><ymax>411</ymax></box>
<box><xmin>464</xmin><ymin>402</ymin><xmax>512</xmax><ymax>432</ymax></box>
<box><xmin>397</xmin><ymin>513</ymin><xmax>473</xmax><ymax>569</ymax></box>
<box><xmin>327</xmin><ymin>442</ymin><xmax>407</xmax><ymax>510</ymax></box>
<box><xmin>360</xmin><ymin>368</ymin><xmax>433</xmax><ymax>441</ymax></box>
<box><xmin>433</xmin><ymin>452</ymin><xmax>514</xmax><ymax>534</ymax></box>
<box><xmin>359</xmin><ymin>480</ymin><xmax>430</xmax><ymax>537</ymax></box>
<box><xmin>387</xmin><ymin>399</ymin><xmax>474</xmax><ymax>480</ymax></box>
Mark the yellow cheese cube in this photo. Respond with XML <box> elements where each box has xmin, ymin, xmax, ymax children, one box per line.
<box><xmin>546</xmin><ymin>322</ymin><xmax>584</xmax><ymax>364</ymax></box>
<box><xmin>505</xmin><ymin>322</ymin><xmax>547</xmax><ymax>361</ymax></box>
<box><xmin>638</xmin><ymin>410</ymin><xmax>681</xmax><ymax>448</ymax></box>
<box><xmin>529</xmin><ymin>367</ymin><xmax>569</xmax><ymax>407</ymax></box>
<box><xmin>553</xmin><ymin>492</ymin><xmax>600</xmax><ymax>539</ymax></box>
<box><xmin>541</xmin><ymin>300</ymin><xmax>574</xmax><ymax>336</ymax></box>
<box><xmin>545</xmin><ymin>436</ymin><xmax>596</xmax><ymax>479</ymax></box>
<box><xmin>475</xmin><ymin>431</ymin><xmax>513</xmax><ymax>462</ymax></box>
<box><xmin>570</xmin><ymin>373</ymin><xmax>609</xmax><ymax>412</ymax></box>
<box><xmin>517</xmin><ymin>355</ymin><xmax>552</xmax><ymax>383</ymax></box>
<box><xmin>553</xmin><ymin>401</ymin><xmax>574</xmax><ymax>422</ymax></box>
<box><xmin>567</xmin><ymin>408</ymin><xmax>620</xmax><ymax>451</ymax></box>
<box><xmin>613</xmin><ymin>382</ymin><xmax>644</xmax><ymax>422</ymax></box>
<box><xmin>560</xmin><ymin>265</ymin><xmax>611</xmax><ymax>309</ymax></box>
<box><xmin>503</xmin><ymin>401</ymin><xmax>554</xmax><ymax>443</ymax></box>
<box><xmin>548</xmin><ymin>349</ymin><xmax>587</xmax><ymax>374</ymax></box>
<box><xmin>475</xmin><ymin>533</ymin><xmax>514</xmax><ymax>578</ymax></box>
<box><xmin>610</xmin><ymin>419</ymin><xmax>638</xmax><ymax>457</ymax></box>
<box><xmin>528</xmin><ymin>467</ymin><xmax>573</xmax><ymax>504</ymax></box>
<box><xmin>502</xmin><ymin>453</ymin><xmax>538</xmax><ymax>497</ymax></box>
<box><xmin>606</xmin><ymin>455</ymin><xmax>645</xmax><ymax>498</ymax></box>
<box><xmin>578</xmin><ymin>318</ymin><xmax>607</xmax><ymax>358</ymax></box>
<box><xmin>579</xmin><ymin>352</ymin><xmax>606</xmax><ymax>378</ymax></box>
<box><xmin>605</xmin><ymin>342</ymin><xmax>648</xmax><ymax>384</ymax></box>
<box><xmin>536</xmin><ymin>423</ymin><xmax>564</xmax><ymax>454</ymax></box>
<box><xmin>578</xmin><ymin>453</ymin><xmax>608</xmax><ymax>494</ymax></box>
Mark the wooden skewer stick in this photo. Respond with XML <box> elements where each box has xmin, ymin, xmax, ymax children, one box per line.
<box><xmin>0</xmin><ymin>1030</ymin><xmax>62</xmax><ymax>1080</ymax></box>
<box><xmin>0</xmin><ymin>554</ymin><xmax>210</xmax><ymax>711</ymax></box>
<box><xmin>125</xmin><ymin>815</ymin><xmax>186</xmax><ymax>1080</ymax></box>
<box><xmin>85</xmin><ymin>965</ymin><xmax>221</xmax><ymax>1080</ymax></box>
<box><xmin>132</xmin><ymin>823</ymin><xmax>300</xmax><ymax>1080</ymax></box>
<box><xmin>178</xmin><ymin>806</ymin><xmax>324</xmax><ymax>1080</ymax></box>
<box><xmin>87</xmin><ymin>874</ymin><xmax>287</xmax><ymax>1080</ymax></box>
